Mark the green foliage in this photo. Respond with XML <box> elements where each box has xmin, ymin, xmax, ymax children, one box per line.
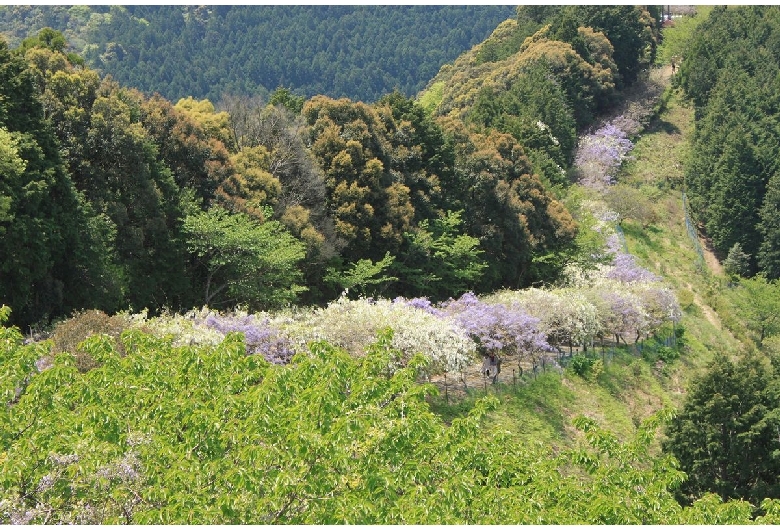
<box><xmin>664</xmin><ymin>352</ymin><xmax>780</xmax><ymax>506</ymax></box>
<box><xmin>604</xmin><ymin>184</ymin><xmax>659</xmax><ymax>228</ymax></box>
<box><xmin>758</xmin><ymin>171</ymin><xmax>780</xmax><ymax>279</ymax></box>
<box><xmin>733</xmin><ymin>276</ymin><xmax>780</xmax><ymax>347</ymax></box>
<box><xmin>324</xmin><ymin>252</ymin><xmax>397</xmax><ymax>298</ymax></box>
<box><xmin>439</xmin><ymin>122</ymin><xmax>577</xmax><ymax>291</ymax></box>
<box><xmin>182</xmin><ymin>206</ymin><xmax>306</xmax><ymax>310</ymax></box>
<box><xmin>723</xmin><ymin>242</ymin><xmax>752</xmax><ymax>280</ymax></box>
<box><xmin>0</xmin><ymin>315</ymin><xmax>765</xmax><ymax>524</ymax></box>
<box><xmin>418</xmin><ymin>81</ymin><xmax>444</xmax><ymax>115</ymax></box>
<box><xmin>569</xmin><ymin>6</ymin><xmax>658</xmax><ymax>89</ymax></box>
<box><xmin>269</xmin><ymin>87</ymin><xmax>305</xmax><ymax>115</ymax></box>
<box><xmin>0</xmin><ymin>36</ymin><xmax>117</xmax><ymax>326</ymax></box>
<box><xmin>392</xmin><ymin>211</ymin><xmax>487</xmax><ymax>300</ymax></box>
<box><xmin>655</xmin><ymin>6</ymin><xmax>713</xmax><ymax>66</ymax></box>
<box><xmin>569</xmin><ymin>354</ymin><xmax>596</xmax><ymax>377</ymax></box>
<box><xmin>17</xmin><ymin>27</ymin><xmax>66</xmax><ymax>54</ymax></box>
<box><xmin>304</xmin><ymin>95</ymin><xmax>409</xmax><ymax>258</ymax></box>
<box><xmin>0</xmin><ymin>127</ymin><xmax>26</xmax><ymax>229</ymax></box>
<box><xmin>1</xmin><ymin>20</ymin><xmax>586</xmax><ymax>327</ymax></box>
<box><xmin>656</xmin><ymin>346</ymin><xmax>679</xmax><ymax>363</ymax></box>
<box><xmin>474</xmin><ymin>18</ymin><xmax>532</xmax><ymax>65</ymax></box>
<box><xmin>468</xmin><ymin>61</ymin><xmax>577</xmax><ymax>168</ymax></box>
<box><xmin>680</xmin><ymin>7</ymin><xmax>780</xmax><ymax>277</ymax></box>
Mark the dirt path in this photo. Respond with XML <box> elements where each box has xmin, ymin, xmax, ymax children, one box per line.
<box><xmin>689</xmin><ymin>284</ymin><xmax>722</xmax><ymax>330</ymax></box>
<box><xmin>631</xmin><ymin>68</ymin><xmax>727</xmax><ymax>331</ymax></box>
<box><xmin>700</xmin><ymin>236</ymin><xmax>724</xmax><ymax>276</ymax></box>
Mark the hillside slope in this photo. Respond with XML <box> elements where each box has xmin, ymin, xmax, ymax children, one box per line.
<box><xmin>2</xmin><ymin>67</ymin><xmax>766</xmax><ymax>526</ymax></box>
<box><xmin>431</xmin><ymin>67</ymin><xmax>742</xmax><ymax>452</ymax></box>
<box><xmin>5</xmin><ymin>9</ymin><xmax>780</xmax><ymax>523</ymax></box>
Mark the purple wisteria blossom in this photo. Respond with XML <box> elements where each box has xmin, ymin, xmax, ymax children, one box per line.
<box><xmin>606</xmin><ymin>253</ymin><xmax>659</xmax><ymax>284</ymax></box>
<box><xmin>441</xmin><ymin>292</ymin><xmax>551</xmax><ymax>356</ymax></box>
<box><xmin>393</xmin><ymin>296</ymin><xmax>444</xmax><ymax>317</ymax></box>
<box><xmin>599</xmin><ymin>289</ymin><xmax>646</xmax><ymax>342</ymax></box>
<box><xmin>574</xmin><ymin>120</ymin><xmax>635</xmax><ymax>191</ymax></box>
<box><xmin>637</xmin><ymin>286</ymin><xmax>683</xmax><ymax>327</ymax></box>
<box><xmin>610</xmin><ymin>115</ymin><xmax>643</xmax><ymax>137</ymax></box>
<box><xmin>204</xmin><ymin>313</ymin><xmax>295</xmax><ymax>365</ymax></box>
<box><xmin>606</xmin><ymin>233</ymin><xmax>624</xmax><ymax>254</ymax></box>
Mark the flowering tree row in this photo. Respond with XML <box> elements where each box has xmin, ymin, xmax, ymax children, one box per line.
<box><xmin>117</xmin><ymin>254</ymin><xmax>678</xmax><ymax>378</ymax></box>
<box><xmin>574</xmin><ymin>120</ymin><xmax>635</xmax><ymax>191</ymax></box>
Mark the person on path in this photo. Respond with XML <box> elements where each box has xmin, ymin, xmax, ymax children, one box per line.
<box><xmin>482</xmin><ymin>353</ymin><xmax>501</xmax><ymax>384</ymax></box>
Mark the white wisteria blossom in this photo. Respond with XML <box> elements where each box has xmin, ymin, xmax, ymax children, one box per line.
<box><xmin>128</xmin><ymin>308</ymin><xmax>224</xmax><ymax>348</ymax></box>
<box><xmin>279</xmin><ymin>296</ymin><xmax>477</xmax><ymax>374</ymax></box>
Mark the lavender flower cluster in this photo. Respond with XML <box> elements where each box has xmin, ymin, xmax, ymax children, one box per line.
<box><xmin>440</xmin><ymin>292</ymin><xmax>552</xmax><ymax>357</ymax></box>
<box><xmin>204</xmin><ymin>313</ymin><xmax>295</xmax><ymax>365</ymax></box>
<box><xmin>605</xmin><ymin>253</ymin><xmax>660</xmax><ymax>284</ymax></box>
<box><xmin>574</xmin><ymin>121</ymin><xmax>635</xmax><ymax>191</ymax></box>
<box><xmin>395</xmin><ymin>296</ymin><xmax>444</xmax><ymax>317</ymax></box>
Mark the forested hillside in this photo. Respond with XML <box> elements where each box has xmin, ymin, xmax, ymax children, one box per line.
<box><xmin>0</xmin><ymin>5</ymin><xmax>515</xmax><ymax>103</ymax></box>
<box><xmin>2</xmin><ymin>5</ymin><xmax>663</xmax><ymax>329</ymax></box>
<box><xmin>677</xmin><ymin>6</ymin><xmax>780</xmax><ymax>279</ymax></box>
<box><xmin>7</xmin><ymin>5</ymin><xmax>780</xmax><ymax>524</ymax></box>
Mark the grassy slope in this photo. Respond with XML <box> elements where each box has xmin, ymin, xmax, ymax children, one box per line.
<box><xmin>430</xmin><ymin>81</ymin><xmax>746</xmax><ymax>453</ymax></box>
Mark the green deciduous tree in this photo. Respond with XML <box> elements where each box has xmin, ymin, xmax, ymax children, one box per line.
<box><xmin>324</xmin><ymin>252</ymin><xmax>397</xmax><ymax>298</ymax></box>
<box><xmin>572</xmin><ymin>5</ymin><xmax>657</xmax><ymax>89</ymax></box>
<box><xmin>392</xmin><ymin>210</ymin><xmax>487</xmax><ymax>300</ymax></box>
<box><xmin>0</xmin><ymin>313</ymin><xmax>769</xmax><ymax>524</ymax></box>
<box><xmin>438</xmin><ymin>120</ymin><xmax>577</xmax><ymax>291</ymax></box>
<box><xmin>304</xmin><ymin>95</ymin><xmax>414</xmax><ymax>260</ymax></box>
<box><xmin>0</xmin><ymin>36</ymin><xmax>119</xmax><ymax>326</ymax></box>
<box><xmin>733</xmin><ymin>276</ymin><xmax>780</xmax><ymax>347</ymax></box>
<box><xmin>79</xmin><ymin>80</ymin><xmax>193</xmax><ymax>311</ymax></box>
<box><xmin>469</xmin><ymin>61</ymin><xmax>577</xmax><ymax>172</ymax></box>
<box><xmin>0</xmin><ymin>127</ymin><xmax>26</xmax><ymax>229</ymax></box>
<box><xmin>182</xmin><ymin>205</ymin><xmax>306</xmax><ymax>310</ymax></box>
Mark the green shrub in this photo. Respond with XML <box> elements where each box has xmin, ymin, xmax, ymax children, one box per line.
<box><xmin>569</xmin><ymin>354</ymin><xmax>595</xmax><ymax>377</ymax></box>
<box><xmin>657</xmin><ymin>346</ymin><xmax>679</xmax><ymax>363</ymax></box>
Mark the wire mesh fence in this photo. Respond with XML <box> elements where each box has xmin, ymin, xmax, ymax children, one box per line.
<box><xmin>682</xmin><ymin>191</ymin><xmax>706</xmax><ymax>272</ymax></box>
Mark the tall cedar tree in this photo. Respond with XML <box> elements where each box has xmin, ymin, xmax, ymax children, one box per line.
<box><xmin>664</xmin><ymin>352</ymin><xmax>780</xmax><ymax>506</ymax></box>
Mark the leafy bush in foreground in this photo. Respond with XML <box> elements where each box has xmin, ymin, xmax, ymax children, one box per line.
<box><xmin>1</xmin><ymin>306</ymin><xmax>778</xmax><ymax>524</ymax></box>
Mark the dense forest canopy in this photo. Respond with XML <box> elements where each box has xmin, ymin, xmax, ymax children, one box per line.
<box><xmin>677</xmin><ymin>5</ymin><xmax>780</xmax><ymax>279</ymax></box>
<box><xmin>0</xmin><ymin>5</ymin><xmax>516</xmax><ymax>103</ymax></box>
